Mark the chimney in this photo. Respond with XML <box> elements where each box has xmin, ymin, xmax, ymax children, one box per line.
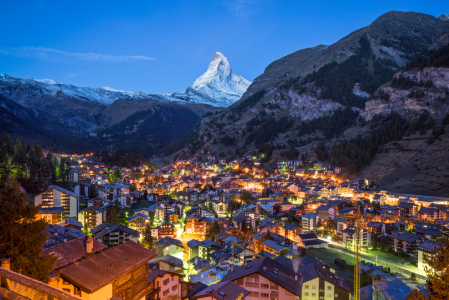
<box><xmin>295</xmin><ymin>275</ymin><xmax>298</xmax><ymax>281</ymax></box>
<box><xmin>1</xmin><ymin>258</ymin><xmax>10</xmax><ymax>289</ymax></box>
<box><xmin>244</xmin><ymin>260</ymin><xmax>247</xmax><ymax>266</ymax></box>
<box><xmin>231</xmin><ymin>265</ymin><xmax>234</xmax><ymax>272</ymax></box>
<box><xmin>1</xmin><ymin>258</ymin><xmax>10</xmax><ymax>270</ymax></box>
<box><xmin>85</xmin><ymin>236</ymin><xmax>93</xmax><ymax>254</ymax></box>
<box><xmin>47</xmin><ymin>274</ymin><xmax>58</xmax><ymax>287</ymax></box>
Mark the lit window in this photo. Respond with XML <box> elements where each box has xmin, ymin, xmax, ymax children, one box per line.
<box><xmin>305</xmin><ymin>285</ymin><xmax>309</xmax><ymax>289</ymax></box>
<box><xmin>327</xmin><ymin>294</ymin><xmax>332</xmax><ymax>298</ymax></box>
<box><xmin>312</xmin><ymin>285</ymin><xmax>316</xmax><ymax>289</ymax></box>
<box><xmin>261</xmin><ymin>293</ymin><xmax>269</xmax><ymax>298</ymax></box>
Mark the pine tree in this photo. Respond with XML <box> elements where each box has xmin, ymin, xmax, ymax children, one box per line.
<box><xmin>12</xmin><ymin>138</ymin><xmax>27</xmax><ymax>182</ymax></box>
<box><xmin>0</xmin><ymin>179</ymin><xmax>57</xmax><ymax>281</ymax></box>
<box><xmin>142</xmin><ymin>224</ymin><xmax>156</xmax><ymax>251</ymax></box>
<box><xmin>107</xmin><ymin>204</ymin><xmax>119</xmax><ymax>224</ymax></box>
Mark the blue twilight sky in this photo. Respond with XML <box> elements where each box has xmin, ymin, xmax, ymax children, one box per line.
<box><xmin>0</xmin><ymin>0</ymin><xmax>446</xmax><ymax>94</ymax></box>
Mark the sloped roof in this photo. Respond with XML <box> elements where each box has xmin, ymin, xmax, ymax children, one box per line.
<box><xmin>44</xmin><ymin>185</ymin><xmax>80</xmax><ymax>198</ymax></box>
<box><xmin>40</xmin><ymin>237</ymin><xmax>107</xmax><ymax>270</ymax></box>
<box><xmin>299</xmin><ymin>263</ymin><xmax>351</xmax><ymax>292</ymax></box>
<box><xmin>222</xmin><ymin>257</ymin><xmax>302</xmax><ymax>296</ymax></box>
<box><xmin>192</xmin><ymin>281</ymin><xmax>249</xmax><ymax>300</ymax></box>
<box><xmin>156</xmin><ymin>236</ymin><xmax>184</xmax><ymax>249</ymax></box>
<box><xmin>59</xmin><ymin>241</ymin><xmax>156</xmax><ymax>294</ymax></box>
<box><xmin>95</xmin><ymin>224</ymin><xmax>140</xmax><ymax>239</ymax></box>
<box><xmin>148</xmin><ymin>254</ymin><xmax>183</xmax><ymax>268</ymax></box>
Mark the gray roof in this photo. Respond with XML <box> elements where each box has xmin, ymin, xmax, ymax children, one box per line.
<box><xmin>222</xmin><ymin>257</ymin><xmax>302</xmax><ymax>296</ymax></box>
<box><xmin>418</xmin><ymin>240</ymin><xmax>442</xmax><ymax>253</ymax></box>
<box><xmin>298</xmin><ymin>233</ymin><xmax>318</xmax><ymax>240</ymax></box>
<box><xmin>156</xmin><ymin>236</ymin><xmax>184</xmax><ymax>249</ymax></box>
<box><xmin>148</xmin><ymin>255</ymin><xmax>183</xmax><ymax>268</ymax></box>
<box><xmin>388</xmin><ymin>231</ymin><xmax>421</xmax><ymax>243</ymax></box>
<box><xmin>91</xmin><ymin>223</ymin><xmax>113</xmax><ymax>235</ymax></box>
<box><xmin>209</xmin><ymin>249</ymin><xmax>231</xmax><ymax>263</ymax></box>
<box><xmin>95</xmin><ymin>224</ymin><xmax>140</xmax><ymax>239</ymax></box>
<box><xmin>262</xmin><ymin>240</ymin><xmax>291</xmax><ymax>252</ymax></box>
<box><xmin>193</xmin><ymin>281</ymin><xmax>249</xmax><ymax>300</ymax></box>
<box><xmin>274</xmin><ymin>255</ymin><xmax>331</xmax><ymax>272</ymax></box>
<box><xmin>38</xmin><ymin>207</ymin><xmax>64</xmax><ymax>214</ymax></box>
<box><xmin>297</xmin><ymin>263</ymin><xmax>351</xmax><ymax>292</ymax></box>
<box><xmin>45</xmin><ymin>185</ymin><xmax>80</xmax><ymax>198</ymax></box>
<box><xmin>78</xmin><ymin>206</ymin><xmax>105</xmax><ymax>214</ymax></box>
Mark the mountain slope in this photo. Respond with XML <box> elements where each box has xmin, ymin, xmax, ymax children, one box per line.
<box><xmin>243</xmin><ymin>11</ymin><xmax>449</xmax><ymax>100</ymax></box>
<box><xmin>0</xmin><ymin>94</ymin><xmax>98</xmax><ymax>153</ymax></box>
<box><xmin>169</xmin><ymin>11</ymin><xmax>449</xmax><ymax>160</ymax></box>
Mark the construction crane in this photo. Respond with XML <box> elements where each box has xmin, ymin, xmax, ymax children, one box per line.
<box><xmin>345</xmin><ymin>205</ymin><xmax>364</xmax><ymax>300</ymax></box>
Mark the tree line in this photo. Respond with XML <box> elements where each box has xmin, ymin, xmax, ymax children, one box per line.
<box><xmin>0</xmin><ymin>132</ymin><xmax>71</xmax><ymax>194</ymax></box>
<box><xmin>330</xmin><ymin>112</ymin><xmax>433</xmax><ymax>175</ymax></box>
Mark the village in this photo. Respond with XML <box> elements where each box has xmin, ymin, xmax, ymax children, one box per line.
<box><xmin>1</xmin><ymin>149</ymin><xmax>447</xmax><ymax>300</ymax></box>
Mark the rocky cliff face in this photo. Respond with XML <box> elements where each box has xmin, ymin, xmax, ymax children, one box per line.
<box><xmin>170</xmin><ymin>11</ymin><xmax>449</xmax><ymax>159</ymax></box>
<box><xmin>361</xmin><ymin>67</ymin><xmax>449</xmax><ymax>121</ymax></box>
<box><xmin>243</xmin><ymin>11</ymin><xmax>449</xmax><ymax>100</ymax></box>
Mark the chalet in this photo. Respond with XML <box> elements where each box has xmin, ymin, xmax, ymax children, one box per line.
<box><xmin>94</xmin><ymin>224</ymin><xmax>140</xmax><ymax>246</ymax></box>
<box><xmin>187</xmin><ymin>239</ymin><xmax>221</xmax><ymax>260</ymax></box>
<box><xmin>73</xmin><ymin>182</ymin><xmax>92</xmax><ymax>199</ymax></box>
<box><xmin>152</xmin><ymin>221</ymin><xmax>177</xmax><ymax>240</ymax></box>
<box><xmin>77</xmin><ymin>207</ymin><xmax>105</xmax><ymax>230</ymax></box>
<box><xmin>128</xmin><ymin>212</ymin><xmax>151</xmax><ymax>233</ymax></box>
<box><xmin>165</xmin><ymin>211</ymin><xmax>180</xmax><ymax>224</ymax></box>
<box><xmin>262</xmin><ymin>240</ymin><xmax>291</xmax><ymax>256</ymax></box>
<box><xmin>36</xmin><ymin>207</ymin><xmax>64</xmax><ymax>224</ymax></box>
<box><xmin>332</xmin><ymin>217</ymin><xmax>350</xmax><ymax>238</ymax></box>
<box><xmin>118</xmin><ymin>193</ymin><xmax>135</xmax><ymax>208</ymax></box>
<box><xmin>186</xmin><ymin>214</ymin><xmax>212</xmax><ymax>236</ymax></box>
<box><xmin>366</xmin><ymin>221</ymin><xmax>391</xmax><ymax>236</ymax></box>
<box><xmin>192</xmin><ymin>281</ymin><xmax>249</xmax><ymax>300</ymax></box>
<box><xmin>233</xmin><ymin>215</ymin><xmax>254</xmax><ymax>231</ymax></box>
<box><xmin>388</xmin><ymin>231</ymin><xmax>422</xmax><ymax>258</ymax></box>
<box><xmin>156</xmin><ymin>237</ymin><xmax>185</xmax><ymax>259</ymax></box>
<box><xmin>54</xmin><ymin>241</ymin><xmax>156</xmax><ymax>299</ymax></box>
<box><xmin>148</xmin><ymin>254</ymin><xmax>184</xmax><ymax>275</ymax></box>
<box><xmin>418</xmin><ymin>207</ymin><xmax>446</xmax><ymax>221</ymax></box>
<box><xmin>398</xmin><ymin>202</ymin><xmax>418</xmax><ymax>216</ymax></box>
<box><xmin>56</xmin><ymin>218</ymin><xmax>83</xmax><ymax>231</ymax></box>
<box><xmin>221</xmin><ymin>257</ymin><xmax>351</xmax><ymax>300</ymax></box>
<box><xmin>87</xmin><ymin>197</ymin><xmax>110</xmax><ymax>209</ymax></box>
<box><xmin>251</xmin><ymin>232</ymin><xmax>270</xmax><ymax>253</ymax></box>
<box><xmin>40</xmin><ymin>236</ymin><xmax>107</xmax><ymax>271</ymax></box>
<box><xmin>414</xmin><ymin>223</ymin><xmax>445</xmax><ymax>241</ymax></box>
<box><xmin>69</xmin><ymin>168</ymin><xmax>84</xmax><ymax>182</ymax></box>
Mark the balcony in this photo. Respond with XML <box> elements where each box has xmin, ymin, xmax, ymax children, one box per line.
<box><xmin>146</xmin><ymin>287</ymin><xmax>161</xmax><ymax>300</ymax></box>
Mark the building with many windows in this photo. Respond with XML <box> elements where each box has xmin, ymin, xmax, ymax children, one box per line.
<box><xmin>35</xmin><ymin>185</ymin><xmax>80</xmax><ymax>219</ymax></box>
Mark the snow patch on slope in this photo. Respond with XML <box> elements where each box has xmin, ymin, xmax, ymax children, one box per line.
<box><xmin>0</xmin><ymin>52</ymin><xmax>250</xmax><ymax>107</ymax></box>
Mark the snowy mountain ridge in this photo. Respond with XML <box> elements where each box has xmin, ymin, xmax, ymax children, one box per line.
<box><xmin>0</xmin><ymin>52</ymin><xmax>250</xmax><ymax>108</ymax></box>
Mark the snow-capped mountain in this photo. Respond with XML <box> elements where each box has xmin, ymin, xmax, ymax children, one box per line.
<box><xmin>0</xmin><ymin>74</ymin><xmax>159</xmax><ymax>106</ymax></box>
<box><xmin>163</xmin><ymin>52</ymin><xmax>251</xmax><ymax>107</ymax></box>
<box><xmin>0</xmin><ymin>52</ymin><xmax>250</xmax><ymax>108</ymax></box>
